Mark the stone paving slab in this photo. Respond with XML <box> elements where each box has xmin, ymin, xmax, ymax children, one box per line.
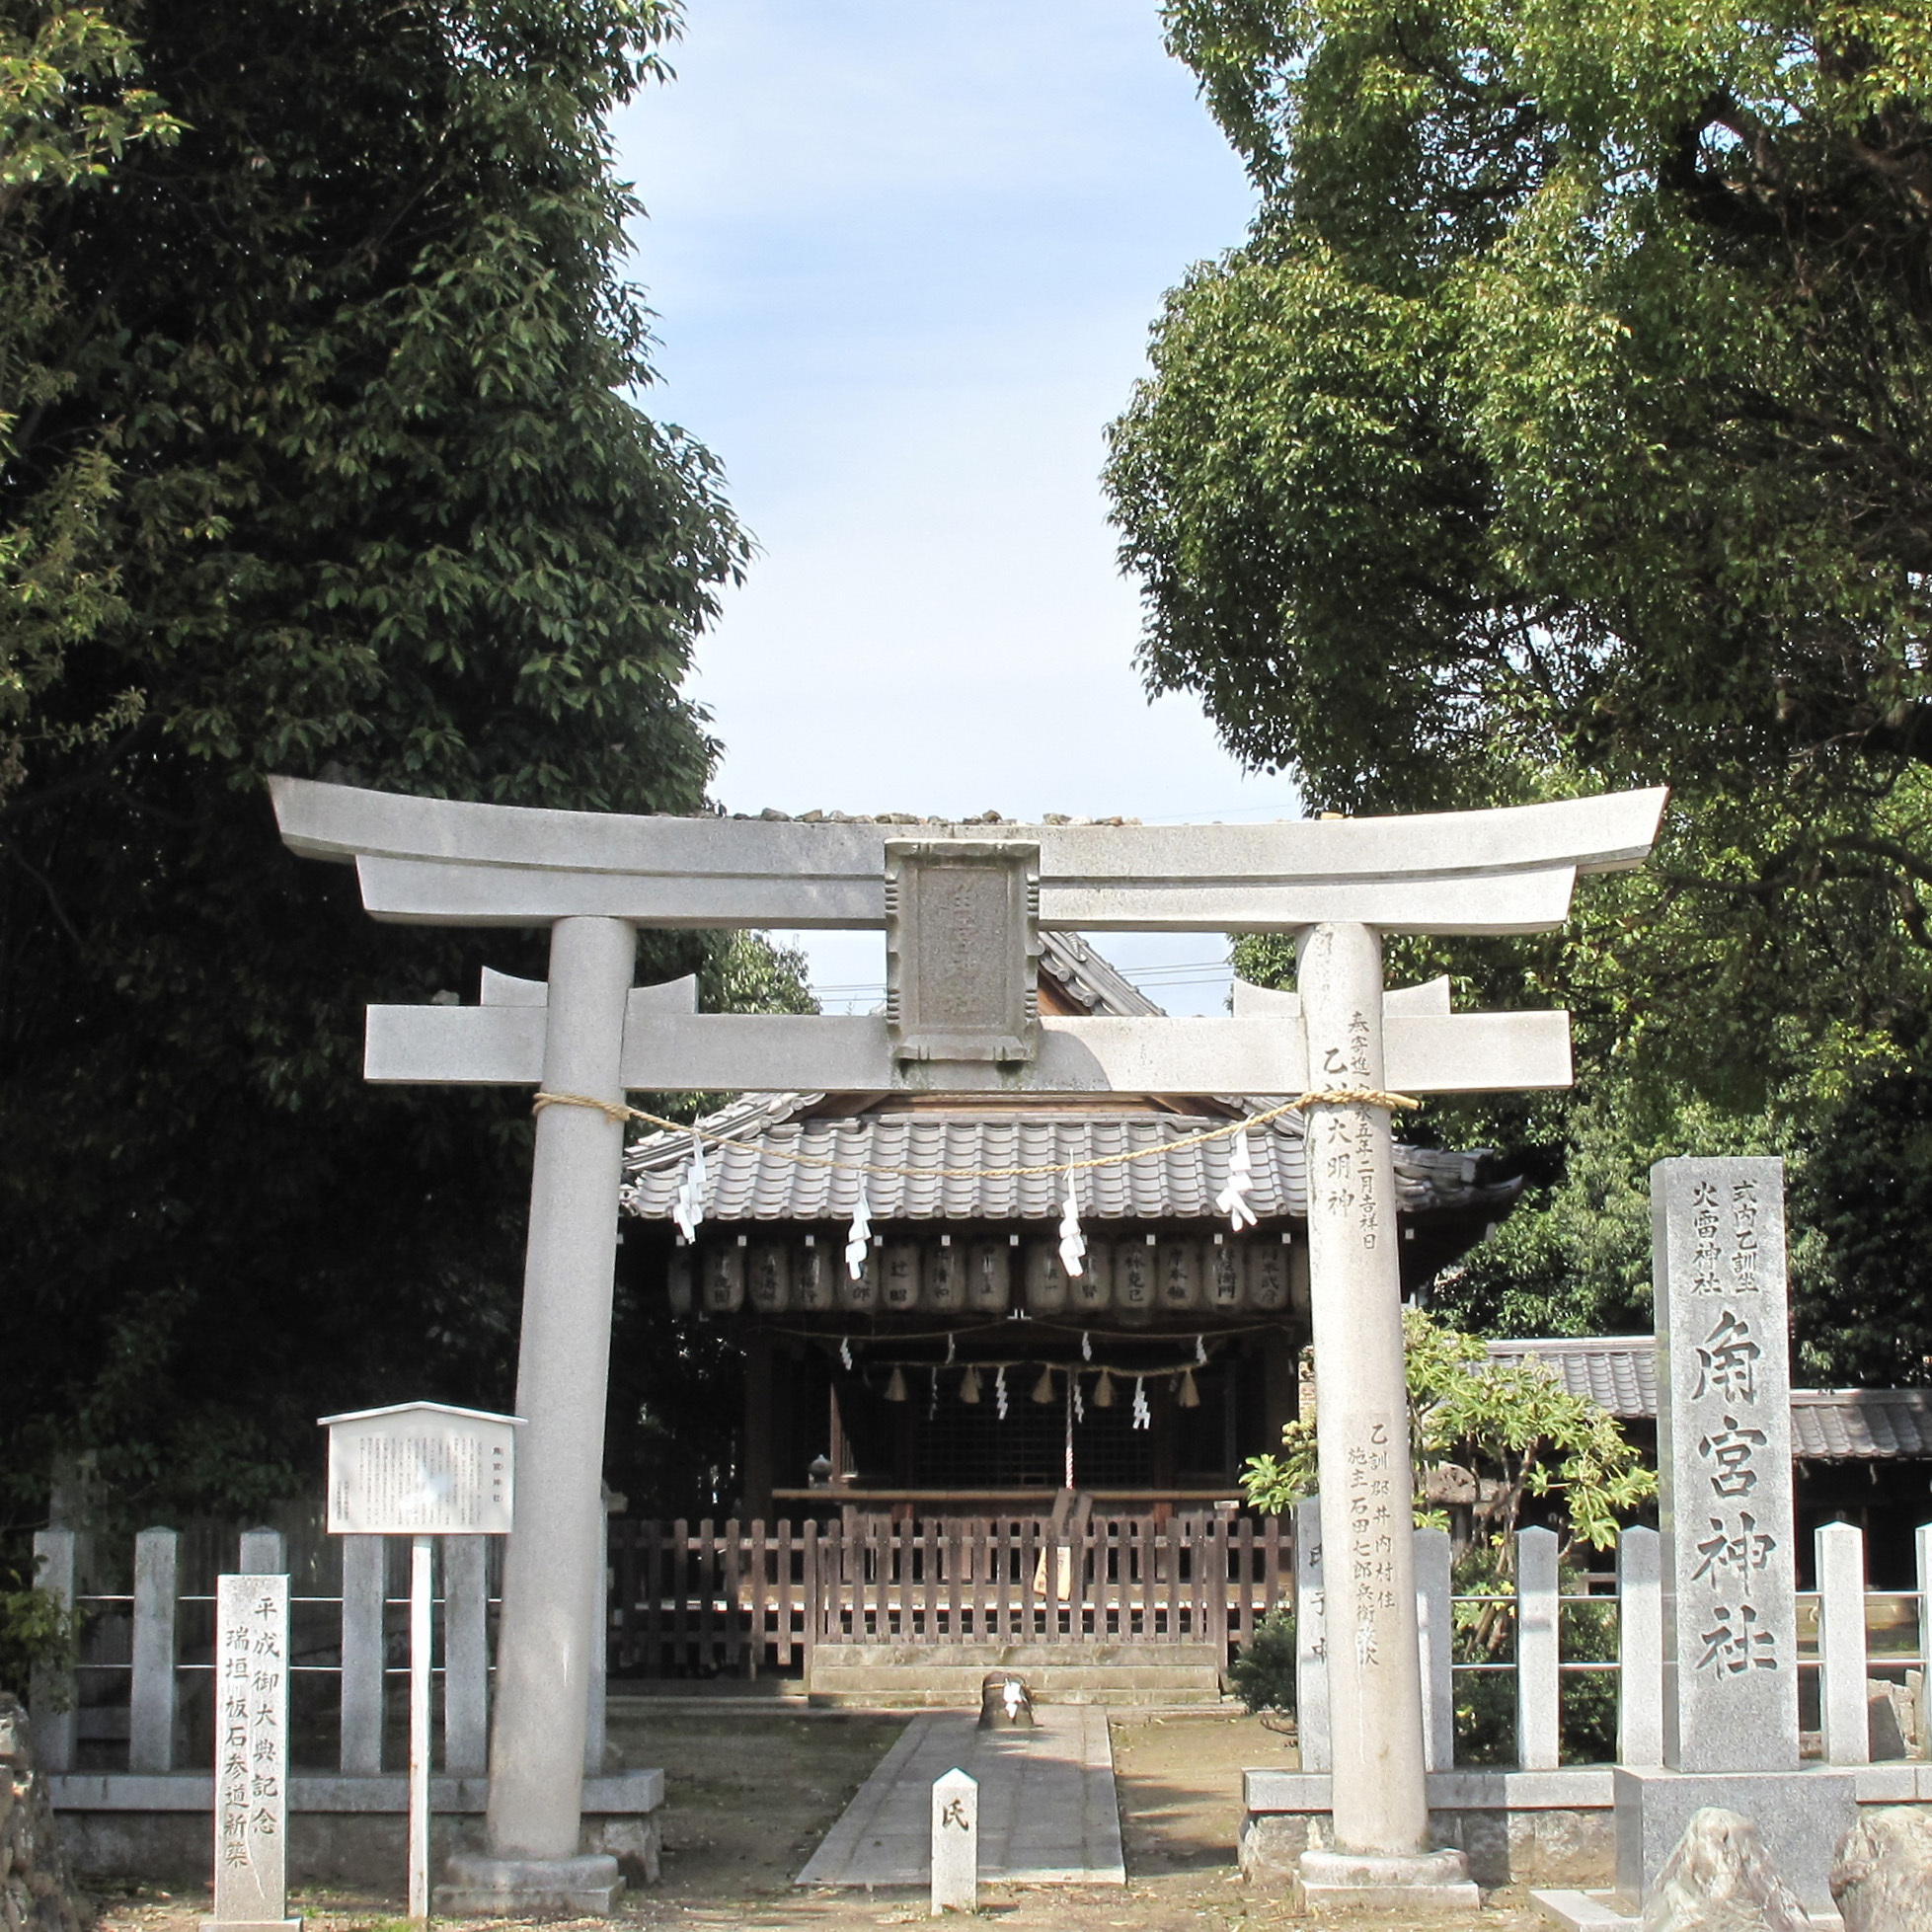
<box><xmin>795</xmin><ymin>1707</ymin><xmax>1125</xmax><ymax>1889</ymax></box>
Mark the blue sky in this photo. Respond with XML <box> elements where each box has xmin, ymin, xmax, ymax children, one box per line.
<box><xmin>611</xmin><ymin>1</ymin><xmax>1294</xmax><ymax>1013</ymax></box>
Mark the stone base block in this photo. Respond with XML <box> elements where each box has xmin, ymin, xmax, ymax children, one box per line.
<box><xmin>1242</xmin><ymin>1804</ymin><xmax>1613</xmax><ymax>1891</ymax></box>
<box><xmin>1613</xmin><ymin>1765</ymin><xmax>1857</xmax><ymax>1914</ymax></box>
<box><xmin>197</xmin><ymin>1920</ymin><xmax>301</xmax><ymax>1932</ymax></box>
<box><xmin>434</xmin><ymin>1851</ymin><xmax>622</xmax><ymax>1916</ymax></box>
<box><xmin>1291</xmin><ymin>1846</ymin><xmax>1480</xmax><ymax>1916</ymax></box>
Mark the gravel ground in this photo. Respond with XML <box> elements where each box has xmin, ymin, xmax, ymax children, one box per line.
<box><xmin>81</xmin><ymin>1709</ymin><xmax>1551</xmax><ymax>1932</ymax></box>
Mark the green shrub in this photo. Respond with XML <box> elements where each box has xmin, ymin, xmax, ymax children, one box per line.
<box><xmin>0</xmin><ymin>1568</ymin><xmax>78</xmax><ymax>1705</ymax></box>
<box><xmin>1230</xmin><ymin>1605</ymin><xmax>1297</xmax><ymax>1715</ymax></box>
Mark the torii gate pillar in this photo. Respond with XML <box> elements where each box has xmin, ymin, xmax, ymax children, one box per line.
<box><xmin>1295</xmin><ymin>923</ymin><xmax>1468</xmax><ymax>1902</ymax></box>
<box><xmin>270</xmin><ymin>777</ymin><xmax>1665</xmax><ymax>1915</ymax></box>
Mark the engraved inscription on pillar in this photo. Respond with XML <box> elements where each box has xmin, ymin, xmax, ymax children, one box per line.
<box><xmin>1314</xmin><ymin>1008</ymin><xmax>1383</xmax><ymax>1252</ymax></box>
<box><xmin>883</xmin><ymin>841</ymin><xmax>1041</xmax><ymax>1064</ymax></box>
<box><xmin>1344</xmin><ymin>1421</ymin><xmax>1400</xmax><ymax>1668</ymax></box>
<box><xmin>1654</xmin><ymin>1156</ymin><xmax>1799</xmax><ymax>1772</ymax></box>
<box><xmin>210</xmin><ymin>1574</ymin><xmax>293</xmax><ymax>1929</ymax></box>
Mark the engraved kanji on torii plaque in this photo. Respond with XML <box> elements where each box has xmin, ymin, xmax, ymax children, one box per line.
<box><xmin>269</xmin><ymin>777</ymin><xmax>1665</xmax><ymax>1892</ymax></box>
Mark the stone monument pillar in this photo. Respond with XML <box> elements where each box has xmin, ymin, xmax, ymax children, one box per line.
<box><xmin>1293</xmin><ymin>923</ymin><xmax>1474</xmax><ymax>1910</ymax></box>
<box><xmin>1613</xmin><ymin>1157</ymin><xmax>1854</xmax><ymax>1914</ymax></box>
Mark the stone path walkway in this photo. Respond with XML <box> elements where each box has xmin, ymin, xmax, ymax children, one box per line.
<box><xmin>794</xmin><ymin>1708</ymin><xmax>1125</xmax><ymax>1889</ymax></box>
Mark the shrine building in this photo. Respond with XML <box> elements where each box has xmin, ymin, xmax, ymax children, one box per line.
<box><xmin>620</xmin><ymin>936</ymin><xmax>1521</xmax><ymax>1520</ymax></box>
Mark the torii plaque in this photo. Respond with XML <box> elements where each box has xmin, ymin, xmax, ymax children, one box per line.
<box><xmin>271</xmin><ymin>777</ymin><xmax>1665</xmax><ymax>1911</ymax></box>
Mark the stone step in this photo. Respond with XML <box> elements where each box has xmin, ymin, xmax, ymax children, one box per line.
<box><xmin>805</xmin><ymin>1640</ymin><xmax>1227</xmax><ymax>1707</ymax></box>
<box><xmin>811</xmin><ymin>1643</ymin><xmax>1222</xmax><ymax>1668</ymax></box>
<box><xmin>806</xmin><ymin>1684</ymin><xmax>1232</xmax><ymax>1709</ymax></box>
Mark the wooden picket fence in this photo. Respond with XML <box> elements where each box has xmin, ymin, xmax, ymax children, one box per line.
<box><xmin>606</xmin><ymin>1512</ymin><xmax>1294</xmax><ymax>1677</ymax></box>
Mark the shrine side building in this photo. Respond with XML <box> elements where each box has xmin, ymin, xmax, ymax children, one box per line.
<box><xmin>620</xmin><ymin>937</ymin><xmax>1521</xmax><ymax>1520</ymax></box>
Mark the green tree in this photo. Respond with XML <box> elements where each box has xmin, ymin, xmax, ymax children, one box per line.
<box><xmin>1115</xmin><ymin>4</ymin><xmax>1932</xmax><ymax>1369</ymax></box>
<box><xmin>0</xmin><ymin>0</ymin><xmax>761</xmax><ymax>1527</ymax></box>
<box><xmin>1241</xmin><ymin>1310</ymin><xmax>1656</xmax><ymax>1556</ymax></box>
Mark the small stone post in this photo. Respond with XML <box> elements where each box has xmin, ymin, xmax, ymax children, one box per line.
<box><xmin>129</xmin><ymin>1527</ymin><xmax>179</xmax><ymax>1774</ymax></box>
<box><xmin>930</xmin><ymin>1767</ymin><xmax>977</xmax><ymax>1915</ymax></box>
<box><xmin>203</xmin><ymin>1574</ymin><xmax>299</xmax><ymax>1932</ymax></box>
<box><xmin>1516</xmin><ymin>1527</ymin><xmax>1560</xmax><ymax>1771</ymax></box>
<box><xmin>443</xmin><ymin>1536</ymin><xmax>490</xmax><ymax>1777</ymax></box>
<box><xmin>1294</xmin><ymin>923</ymin><xmax>1473</xmax><ymax>1908</ymax></box>
<box><xmin>1617</xmin><ymin>1527</ymin><xmax>1663</xmax><ymax>1768</ymax></box>
<box><xmin>1816</xmin><ymin>1521</ymin><xmax>1870</xmax><ymax>1766</ymax></box>
<box><xmin>1917</xmin><ymin>1524</ymin><xmax>1932</xmax><ymax>1760</ymax></box>
<box><xmin>1414</xmin><ymin>1527</ymin><xmax>1453</xmax><ymax>1772</ymax></box>
<box><xmin>29</xmin><ymin>1528</ymin><xmax>77</xmax><ymax>1774</ymax></box>
<box><xmin>339</xmin><ymin>1537</ymin><xmax>385</xmax><ymax>1775</ymax></box>
<box><xmin>1293</xmin><ymin>1497</ymin><xmax>1329</xmax><ymax>1772</ymax></box>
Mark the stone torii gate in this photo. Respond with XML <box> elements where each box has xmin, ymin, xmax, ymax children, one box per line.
<box><xmin>270</xmin><ymin>777</ymin><xmax>1665</xmax><ymax>1912</ymax></box>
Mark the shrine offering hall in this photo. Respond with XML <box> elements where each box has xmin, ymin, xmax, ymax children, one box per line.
<box><xmin>621</xmin><ymin>936</ymin><xmax>1519</xmax><ymax>1518</ymax></box>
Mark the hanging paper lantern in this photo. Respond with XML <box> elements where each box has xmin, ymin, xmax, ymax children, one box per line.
<box><xmin>1024</xmin><ymin>1240</ymin><xmax>1070</xmax><ymax>1315</ymax></box>
<box><xmin>1249</xmin><ymin>1233</ymin><xmax>1291</xmax><ymax>1312</ymax></box>
<box><xmin>748</xmin><ymin>1242</ymin><xmax>792</xmax><ymax>1314</ymax></box>
<box><xmin>883</xmin><ymin>1242</ymin><xmax>922</xmax><ymax>1312</ymax></box>
<box><xmin>794</xmin><ymin>1236</ymin><xmax>835</xmax><ymax>1313</ymax></box>
<box><xmin>1070</xmin><ymin>1240</ymin><xmax>1114</xmax><ymax>1312</ymax></box>
<box><xmin>1207</xmin><ymin>1236</ymin><xmax>1247</xmax><ymax>1310</ymax></box>
<box><xmin>702</xmin><ymin>1243</ymin><xmax>744</xmax><ymax>1314</ymax></box>
<box><xmin>925</xmin><ymin>1237</ymin><xmax>965</xmax><ymax>1312</ymax></box>
<box><xmin>1032</xmin><ymin>1365</ymin><xmax>1056</xmax><ymax>1405</ymax></box>
<box><xmin>1178</xmin><ymin>1367</ymin><xmax>1200</xmax><ymax>1409</ymax></box>
<box><xmin>1092</xmin><ymin>1368</ymin><xmax>1116</xmax><ymax>1409</ymax></box>
<box><xmin>959</xmin><ymin>1365</ymin><xmax>982</xmax><ymax>1405</ymax></box>
<box><xmin>967</xmin><ymin>1238</ymin><xmax>1012</xmax><ymax>1313</ymax></box>
<box><xmin>885</xmin><ymin>1366</ymin><xmax>908</xmax><ymax>1403</ymax></box>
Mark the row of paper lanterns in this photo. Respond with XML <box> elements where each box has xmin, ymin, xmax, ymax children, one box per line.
<box><xmin>672</xmin><ymin>1231</ymin><xmax>1297</xmax><ymax>1317</ymax></box>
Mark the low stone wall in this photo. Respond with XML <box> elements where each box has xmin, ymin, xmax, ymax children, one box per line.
<box><xmin>47</xmin><ymin>1772</ymin><xmax>662</xmax><ymax>1891</ymax></box>
<box><xmin>1240</xmin><ymin>1808</ymin><xmax>1614</xmax><ymax>1891</ymax></box>
<box><xmin>2</xmin><ymin>1696</ymin><xmax>84</xmax><ymax>1932</ymax></box>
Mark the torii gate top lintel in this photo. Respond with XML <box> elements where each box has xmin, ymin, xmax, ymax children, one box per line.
<box><xmin>268</xmin><ymin>776</ymin><xmax>1666</xmax><ymax>937</ymax></box>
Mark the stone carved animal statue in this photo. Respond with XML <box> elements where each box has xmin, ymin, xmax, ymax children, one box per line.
<box><xmin>1641</xmin><ymin>1808</ymin><xmax>1809</xmax><ymax>1932</ymax></box>
<box><xmin>1831</xmin><ymin>1808</ymin><xmax>1932</xmax><ymax>1932</ymax></box>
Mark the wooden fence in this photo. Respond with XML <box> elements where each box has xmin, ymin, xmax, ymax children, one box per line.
<box><xmin>606</xmin><ymin>1512</ymin><xmax>1295</xmax><ymax>1677</ymax></box>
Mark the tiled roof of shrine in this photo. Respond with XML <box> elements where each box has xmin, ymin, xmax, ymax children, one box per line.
<box><xmin>620</xmin><ymin>933</ymin><xmax>1519</xmax><ymax>1227</ymax></box>
<box><xmin>1485</xmin><ymin>1337</ymin><xmax>1658</xmax><ymax>1417</ymax></box>
<box><xmin>1484</xmin><ymin>1337</ymin><xmax>1932</xmax><ymax>1459</ymax></box>
<box><xmin>623</xmin><ymin>1110</ymin><xmax>1516</xmax><ymax>1224</ymax></box>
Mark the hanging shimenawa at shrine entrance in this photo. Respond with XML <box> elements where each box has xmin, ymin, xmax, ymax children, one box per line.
<box><xmin>270</xmin><ymin>777</ymin><xmax>1666</xmax><ymax>1913</ymax></box>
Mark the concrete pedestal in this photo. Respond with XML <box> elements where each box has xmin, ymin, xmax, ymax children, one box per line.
<box><xmin>1613</xmin><ymin>1766</ymin><xmax>1856</xmax><ymax>1914</ymax></box>
<box><xmin>1293</xmin><ymin>1846</ymin><xmax>1479</xmax><ymax>1916</ymax></box>
<box><xmin>435</xmin><ymin>1850</ymin><xmax>623</xmax><ymax>1915</ymax></box>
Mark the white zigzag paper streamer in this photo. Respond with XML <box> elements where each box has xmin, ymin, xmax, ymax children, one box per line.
<box><xmin>845</xmin><ymin>1183</ymin><xmax>872</xmax><ymax>1280</ymax></box>
<box><xmin>671</xmin><ymin>1128</ymin><xmax>706</xmax><ymax>1243</ymax></box>
<box><xmin>1058</xmin><ymin>1184</ymin><xmax>1086</xmax><ymax>1277</ymax></box>
<box><xmin>1215</xmin><ymin>1129</ymin><xmax>1258</xmax><ymax>1231</ymax></box>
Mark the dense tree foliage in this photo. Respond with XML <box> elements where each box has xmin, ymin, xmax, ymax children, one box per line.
<box><xmin>0</xmin><ymin>0</ymin><xmax>771</xmax><ymax>1526</ymax></box>
<box><xmin>1116</xmin><ymin>3</ymin><xmax>1932</xmax><ymax>1372</ymax></box>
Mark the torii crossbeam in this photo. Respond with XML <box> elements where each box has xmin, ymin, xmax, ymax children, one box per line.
<box><xmin>271</xmin><ymin>777</ymin><xmax>1665</xmax><ymax>1913</ymax></box>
